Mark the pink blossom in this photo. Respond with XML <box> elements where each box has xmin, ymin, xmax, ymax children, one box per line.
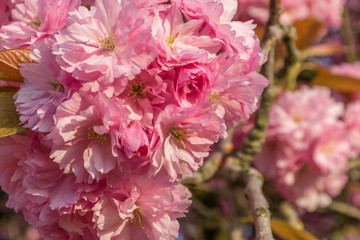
<box><xmin>275</xmin><ymin>160</ymin><xmax>348</xmax><ymax>211</ymax></box>
<box><xmin>0</xmin><ymin>132</ymin><xmax>100</xmax><ymax>239</ymax></box>
<box><xmin>121</xmin><ymin>122</ymin><xmax>151</xmax><ymax>162</ymax></box>
<box><xmin>151</xmin><ymin>103</ymin><xmax>227</xmax><ymax>181</ymax></box>
<box><xmin>234</xmin><ymin>0</ymin><xmax>345</xmax><ymax>29</ymax></box>
<box><xmin>151</xmin><ymin>4</ymin><xmax>222</xmax><ymax>68</ymax></box>
<box><xmin>330</xmin><ymin>62</ymin><xmax>360</xmax><ymax>79</ymax></box>
<box><xmin>0</xmin><ymin>0</ymin><xmax>19</xmax><ymax>28</ymax></box>
<box><xmin>173</xmin><ymin>63</ymin><xmax>214</xmax><ymax>108</ymax></box>
<box><xmin>254</xmin><ymin>86</ymin><xmax>350</xmax><ymax>211</ymax></box>
<box><xmin>212</xmin><ymin>70</ymin><xmax>269</xmax><ymax>126</ymax></box>
<box><xmin>0</xmin><ymin>0</ymin><xmax>81</xmax><ymax>48</ymax></box>
<box><xmin>134</xmin><ymin>0</ymin><xmax>172</xmax><ymax>11</ymax></box>
<box><xmin>266</xmin><ymin>86</ymin><xmax>343</xmax><ymax>151</ymax></box>
<box><xmin>53</xmin><ymin>0</ymin><xmax>157</xmax><ymax>97</ymax></box>
<box><xmin>118</xmin><ymin>68</ymin><xmax>168</xmax><ymax>128</ymax></box>
<box><xmin>311</xmin><ymin>123</ymin><xmax>350</xmax><ymax>174</ymax></box>
<box><xmin>330</xmin><ymin>62</ymin><xmax>360</xmax><ymax>100</ymax></box>
<box><xmin>92</xmin><ymin>175</ymin><xmax>192</xmax><ymax>240</ymax></box>
<box><xmin>233</xmin><ymin>0</ymin><xmax>269</xmax><ymax>25</ymax></box>
<box><xmin>48</xmin><ymin>92</ymin><xmax>129</xmax><ymax>183</ymax></box>
<box><xmin>344</xmin><ymin>101</ymin><xmax>360</xmax><ymax>157</ymax></box>
<box><xmin>15</xmin><ymin>40</ymin><xmax>79</xmax><ymax>133</ymax></box>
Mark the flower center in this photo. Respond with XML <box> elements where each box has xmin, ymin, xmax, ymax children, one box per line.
<box><xmin>293</xmin><ymin>115</ymin><xmax>303</xmax><ymax>123</ymax></box>
<box><xmin>128</xmin><ymin>82</ymin><xmax>146</xmax><ymax>98</ymax></box>
<box><xmin>29</xmin><ymin>16</ymin><xmax>42</xmax><ymax>29</ymax></box>
<box><xmin>130</xmin><ymin>208</ymin><xmax>144</xmax><ymax>229</ymax></box>
<box><xmin>99</xmin><ymin>33</ymin><xmax>116</xmax><ymax>51</ymax></box>
<box><xmin>320</xmin><ymin>142</ymin><xmax>334</xmax><ymax>154</ymax></box>
<box><xmin>209</xmin><ymin>92</ymin><xmax>220</xmax><ymax>102</ymax></box>
<box><xmin>47</xmin><ymin>81</ymin><xmax>65</xmax><ymax>92</ymax></box>
<box><xmin>88</xmin><ymin>126</ymin><xmax>108</xmax><ymax>144</ymax></box>
<box><xmin>165</xmin><ymin>30</ymin><xmax>179</xmax><ymax>52</ymax></box>
<box><xmin>170</xmin><ymin>129</ymin><xmax>187</xmax><ymax>149</ymax></box>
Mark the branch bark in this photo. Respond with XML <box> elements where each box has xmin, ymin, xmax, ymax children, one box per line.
<box><xmin>245</xmin><ymin>168</ymin><xmax>273</xmax><ymax>240</ymax></box>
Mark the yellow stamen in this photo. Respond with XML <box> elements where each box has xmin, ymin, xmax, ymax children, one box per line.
<box><xmin>47</xmin><ymin>80</ymin><xmax>65</xmax><ymax>92</ymax></box>
<box><xmin>29</xmin><ymin>16</ymin><xmax>42</xmax><ymax>29</ymax></box>
<box><xmin>293</xmin><ymin>115</ymin><xmax>302</xmax><ymax>123</ymax></box>
<box><xmin>88</xmin><ymin>126</ymin><xmax>108</xmax><ymax>144</ymax></box>
<box><xmin>130</xmin><ymin>208</ymin><xmax>144</xmax><ymax>229</ymax></box>
<box><xmin>99</xmin><ymin>33</ymin><xmax>116</xmax><ymax>51</ymax></box>
<box><xmin>170</xmin><ymin>129</ymin><xmax>187</xmax><ymax>149</ymax></box>
<box><xmin>209</xmin><ymin>92</ymin><xmax>220</xmax><ymax>102</ymax></box>
<box><xmin>128</xmin><ymin>82</ymin><xmax>146</xmax><ymax>98</ymax></box>
<box><xmin>321</xmin><ymin>143</ymin><xmax>334</xmax><ymax>154</ymax></box>
<box><xmin>165</xmin><ymin>30</ymin><xmax>179</xmax><ymax>51</ymax></box>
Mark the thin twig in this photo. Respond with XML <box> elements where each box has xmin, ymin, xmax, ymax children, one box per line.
<box><xmin>229</xmin><ymin>0</ymin><xmax>282</xmax><ymax>239</ymax></box>
<box><xmin>245</xmin><ymin>168</ymin><xmax>274</xmax><ymax>240</ymax></box>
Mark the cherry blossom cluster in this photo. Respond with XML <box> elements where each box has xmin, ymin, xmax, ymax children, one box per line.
<box><xmin>252</xmin><ymin>86</ymin><xmax>351</xmax><ymax>211</ymax></box>
<box><xmin>234</xmin><ymin>0</ymin><xmax>345</xmax><ymax>29</ymax></box>
<box><xmin>0</xmin><ymin>0</ymin><xmax>268</xmax><ymax>239</ymax></box>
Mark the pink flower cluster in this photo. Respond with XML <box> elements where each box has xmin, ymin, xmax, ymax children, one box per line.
<box><xmin>0</xmin><ymin>0</ymin><xmax>268</xmax><ymax>239</ymax></box>
<box><xmin>234</xmin><ymin>0</ymin><xmax>345</xmax><ymax>29</ymax></box>
<box><xmin>253</xmin><ymin>86</ymin><xmax>350</xmax><ymax>211</ymax></box>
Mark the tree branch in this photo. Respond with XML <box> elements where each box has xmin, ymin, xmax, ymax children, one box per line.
<box><xmin>245</xmin><ymin>168</ymin><xmax>273</xmax><ymax>240</ymax></box>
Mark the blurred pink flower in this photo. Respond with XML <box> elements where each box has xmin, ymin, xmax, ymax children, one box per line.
<box><xmin>234</xmin><ymin>0</ymin><xmax>345</xmax><ymax>29</ymax></box>
<box><xmin>254</xmin><ymin>86</ymin><xmax>350</xmax><ymax>211</ymax></box>
<box><xmin>344</xmin><ymin>100</ymin><xmax>360</xmax><ymax>158</ymax></box>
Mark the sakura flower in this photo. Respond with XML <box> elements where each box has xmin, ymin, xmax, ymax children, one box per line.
<box><xmin>0</xmin><ymin>0</ymin><xmax>20</xmax><ymax>28</ymax></box>
<box><xmin>254</xmin><ymin>86</ymin><xmax>350</xmax><ymax>211</ymax></box>
<box><xmin>344</xmin><ymin>101</ymin><xmax>360</xmax><ymax>158</ymax></box>
<box><xmin>53</xmin><ymin>0</ymin><xmax>157</xmax><ymax>96</ymax></box>
<box><xmin>173</xmin><ymin>63</ymin><xmax>214</xmax><ymax>108</ymax></box>
<box><xmin>121</xmin><ymin>122</ymin><xmax>151</xmax><ymax>162</ymax></box>
<box><xmin>14</xmin><ymin>40</ymin><xmax>79</xmax><ymax>133</ymax></box>
<box><xmin>118</xmin><ymin>68</ymin><xmax>168</xmax><ymax>128</ymax></box>
<box><xmin>92</xmin><ymin>175</ymin><xmax>192</xmax><ymax>240</ymax></box>
<box><xmin>234</xmin><ymin>0</ymin><xmax>345</xmax><ymax>29</ymax></box>
<box><xmin>275</xmin><ymin>160</ymin><xmax>348</xmax><ymax>211</ymax></box>
<box><xmin>48</xmin><ymin>92</ymin><xmax>129</xmax><ymax>183</ymax></box>
<box><xmin>151</xmin><ymin>4</ymin><xmax>222</xmax><ymax>68</ymax></box>
<box><xmin>0</xmin><ymin>132</ymin><xmax>100</xmax><ymax>239</ymax></box>
<box><xmin>311</xmin><ymin>123</ymin><xmax>350</xmax><ymax>174</ymax></box>
<box><xmin>175</xmin><ymin>0</ymin><xmax>265</xmax><ymax>68</ymax></box>
<box><xmin>134</xmin><ymin>0</ymin><xmax>172</xmax><ymax>11</ymax></box>
<box><xmin>266</xmin><ymin>86</ymin><xmax>343</xmax><ymax>151</ymax></box>
<box><xmin>151</xmin><ymin>103</ymin><xmax>227</xmax><ymax>181</ymax></box>
<box><xmin>0</xmin><ymin>0</ymin><xmax>81</xmax><ymax>48</ymax></box>
<box><xmin>212</xmin><ymin>70</ymin><xmax>269</xmax><ymax>126</ymax></box>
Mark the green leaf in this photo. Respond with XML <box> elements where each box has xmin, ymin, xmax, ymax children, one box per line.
<box><xmin>271</xmin><ymin>219</ymin><xmax>318</xmax><ymax>240</ymax></box>
<box><xmin>0</xmin><ymin>48</ymin><xmax>33</xmax><ymax>82</ymax></box>
<box><xmin>0</xmin><ymin>91</ymin><xmax>26</xmax><ymax>138</ymax></box>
